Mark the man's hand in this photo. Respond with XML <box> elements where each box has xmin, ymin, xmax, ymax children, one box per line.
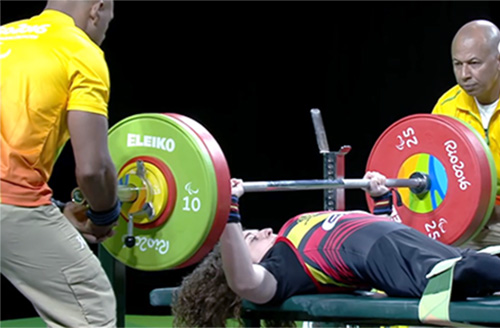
<box><xmin>363</xmin><ymin>171</ymin><xmax>390</xmax><ymax>197</ymax></box>
<box><xmin>63</xmin><ymin>202</ymin><xmax>116</xmax><ymax>243</ymax></box>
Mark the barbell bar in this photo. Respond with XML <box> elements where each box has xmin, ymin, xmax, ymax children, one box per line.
<box><xmin>75</xmin><ymin>175</ymin><xmax>430</xmax><ymax>205</ymax></box>
<box><xmin>241</xmin><ymin>174</ymin><xmax>429</xmax><ymax>193</ymax></box>
<box><xmin>83</xmin><ymin>111</ymin><xmax>496</xmax><ymax>271</ymax></box>
<box><xmin>116</xmin><ymin>185</ymin><xmax>141</xmax><ymax>203</ymax></box>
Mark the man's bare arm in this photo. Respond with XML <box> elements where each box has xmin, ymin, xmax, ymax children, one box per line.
<box><xmin>67</xmin><ymin>110</ymin><xmax>117</xmax><ymax>212</ymax></box>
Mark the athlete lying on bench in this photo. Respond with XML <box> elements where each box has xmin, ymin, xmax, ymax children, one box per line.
<box><xmin>171</xmin><ymin>172</ymin><xmax>500</xmax><ymax>327</ymax></box>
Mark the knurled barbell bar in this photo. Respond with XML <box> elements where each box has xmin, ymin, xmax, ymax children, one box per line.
<box><xmin>73</xmin><ymin>112</ymin><xmax>496</xmax><ymax>271</ymax></box>
<box><xmin>241</xmin><ymin>173</ymin><xmax>429</xmax><ymax>193</ymax></box>
<box><xmin>74</xmin><ymin>173</ymin><xmax>430</xmax><ymax>202</ymax></box>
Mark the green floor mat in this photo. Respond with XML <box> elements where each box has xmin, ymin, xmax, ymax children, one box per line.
<box><xmin>0</xmin><ymin>317</ymin><xmax>45</xmax><ymax>328</ymax></box>
<box><xmin>0</xmin><ymin>316</ymin><xmax>251</xmax><ymax>327</ymax></box>
<box><xmin>0</xmin><ymin>315</ymin><xmax>173</xmax><ymax>328</ymax></box>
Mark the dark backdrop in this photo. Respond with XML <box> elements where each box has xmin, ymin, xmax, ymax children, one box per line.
<box><xmin>1</xmin><ymin>0</ymin><xmax>499</xmax><ymax>321</ymax></box>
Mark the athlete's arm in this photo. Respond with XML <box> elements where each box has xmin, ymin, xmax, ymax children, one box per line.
<box><xmin>220</xmin><ymin>179</ymin><xmax>277</xmax><ymax>304</ymax></box>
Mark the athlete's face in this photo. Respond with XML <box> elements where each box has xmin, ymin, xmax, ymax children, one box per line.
<box><xmin>243</xmin><ymin>228</ymin><xmax>277</xmax><ymax>263</ymax></box>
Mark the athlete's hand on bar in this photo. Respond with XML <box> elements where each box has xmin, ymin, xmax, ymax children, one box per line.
<box><xmin>231</xmin><ymin>178</ymin><xmax>245</xmax><ymax>198</ymax></box>
<box><xmin>363</xmin><ymin>171</ymin><xmax>390</xmax><ymax>197</ymax></box>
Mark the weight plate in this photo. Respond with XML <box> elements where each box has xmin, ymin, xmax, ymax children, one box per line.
<box><xmin>165</xmin><ymin>113</ymin><xmax>231</xmax><ymax>268</ymax></box>
<box><xmin>103</xmin><ymin>113</ymin><xmax>227</xmax><ymax>271</ymax></box>
<box><xmin>366</xmin><ymin>114</ymin><xmax>496</xmax><ymax>246</ymax></box>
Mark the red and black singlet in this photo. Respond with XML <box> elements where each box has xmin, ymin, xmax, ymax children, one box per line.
<box><xmin>258</xmin><ymin>210</ymin><xmax>464</xmax><ymax>304</ymax></box>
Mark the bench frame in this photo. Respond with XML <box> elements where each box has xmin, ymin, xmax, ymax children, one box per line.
<box><xmin>149</xmin><ymin>287</ymin><xmax>500</xmax><ymax>327</ymax></box>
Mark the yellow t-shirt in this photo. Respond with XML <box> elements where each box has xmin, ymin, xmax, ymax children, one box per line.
<box><xmin>0</xmin><ymin>10</ymin><xmax>110</xmax><ymax>207</ymax></box>
<box><xmin>432</xmin><ymin>85</ymin><xmax>500</xmax><ymax>205</ymax></box>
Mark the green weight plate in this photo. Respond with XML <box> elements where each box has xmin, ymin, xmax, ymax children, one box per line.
<box><xmin>164</xmin><ymin>113</ymin><xmax>231</xmax><ymax>269</ymax></box>
<box><xmin>102</xmin><ymin>113</ymin><xmax>221</xmax><ymax>271</ymax></box>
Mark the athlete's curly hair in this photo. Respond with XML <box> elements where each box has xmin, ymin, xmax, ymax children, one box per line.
<box><xmin>171</xmin><ymin>243</ymin><xmax>296</xmax><ymax>327</ymax></box>
<box><xmin>172</xmin><ymin>243</ymin><xmax>243</xmax><ymax>327</ymax></box>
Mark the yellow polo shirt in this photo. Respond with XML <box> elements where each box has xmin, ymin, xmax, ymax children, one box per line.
<box><xmin>432</xmin><ymin>85</ymin><xmax>500</xmax><ymax>205</ymax></box>
<box><xmin>0</xmin><ymin>10</ymin><xmax>110</xmax><ymax>207</ymax></box>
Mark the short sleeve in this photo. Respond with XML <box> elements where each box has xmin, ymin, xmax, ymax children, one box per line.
<box><xmin>67</xmin><ymin>46</ymin><xmax>110</xmax><ymax>117</ymax></box>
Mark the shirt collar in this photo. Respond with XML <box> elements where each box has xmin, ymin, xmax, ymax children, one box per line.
<box><xmin>455</xmin><ymin>87</ymin><xmax>478</xmax><ymax>113</ymax></box>
<box><xmin>40</xmin><ymin>9</ymin><xmax>76</xmax><ymax>27</ymax></box>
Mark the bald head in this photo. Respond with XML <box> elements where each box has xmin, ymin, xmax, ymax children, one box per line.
<box><xmin>45</xmin><ymin>0</ymin><xmax>114</xmax><ymax>46</ymax></box>
<box><xmin>453</xmin><ymin>20</ymin><xmax>500</xmax><ymax>55</ymax></box>
<box><xmin>46</xmin><ymin>0</ymin><xmax>97</xmax><ymax>10</ymax></box>
<box><xmin>451</xmin><ymin>20</ymin><xmax>500</xmax><ymax>104</ymax></box>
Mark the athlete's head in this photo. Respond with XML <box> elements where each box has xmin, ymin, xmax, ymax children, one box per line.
<box><xmin>46</xmin><ymin>0</ymin><xmax>114</xmax><ymax>46</ymax></box>
<box><xmin>451</xmin><ymin>19</ymin><xmax>500</xmax><ymax>104</ymax></box>
<box><xmin>172</xmin><ymin>243</ymin><xmax>294</xmax><ymax>328</ymax></box>
<box><xmin>243</xmin><ymin>228</ymin><xmax>277</xmax><ymax>263</ymax></box>
<box><xmin>172</xmin><ymin>244</ymin><xmax>242</xmax><ymax>327</ymax></box>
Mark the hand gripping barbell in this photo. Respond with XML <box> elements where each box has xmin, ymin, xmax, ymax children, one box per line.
<box><xmin>73</xmin><ymin>111</ymin><xmax>496</xmax><ymax>271</ymax></box>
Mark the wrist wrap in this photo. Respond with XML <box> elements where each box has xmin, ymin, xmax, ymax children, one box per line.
<box><xmin>87</xmin><ymin>200</ymin><xmax>122</xmax><ymax>226</ymax></box>
<box><xmin>227</xmin><ymin>195</ymin><xmax>241</xmax><ymax>223</ymax></box>
<box><xmin>371</xmin><ymin>189</ymin><xmax>402</xmax><ymax>216</ymax></box>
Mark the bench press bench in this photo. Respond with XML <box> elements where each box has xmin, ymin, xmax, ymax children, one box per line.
<box><xmin>149</xmin><ymin>287</ymin><xmax>500</xmax><ymax>327</ymax></box>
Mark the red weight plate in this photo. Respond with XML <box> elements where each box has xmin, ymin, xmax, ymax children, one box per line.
<box><xmin>366</xmin><ymin>114</ymin><xmax>495</xmax><ymax>245</ymax></box>
<box><xmin>164</xmin><ymin>113</ymin><xmax>231</xmax><ymax>268</ymax></box>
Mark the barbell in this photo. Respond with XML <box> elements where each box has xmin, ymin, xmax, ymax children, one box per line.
<box><xmin>78</xmin><ymin>174</ymin><xmax>430</xmax><ymax>200</ymax></box>
<box><xmin>76</xmin><ymin>112</ymin><xmax>496</xmax><ymax>271</ymax></box>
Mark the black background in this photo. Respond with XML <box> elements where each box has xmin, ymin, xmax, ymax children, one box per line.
<box><xmin>1</xmin><ymin>0</ymin><xmax>499</xmax><ymax>321</ymax></box>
